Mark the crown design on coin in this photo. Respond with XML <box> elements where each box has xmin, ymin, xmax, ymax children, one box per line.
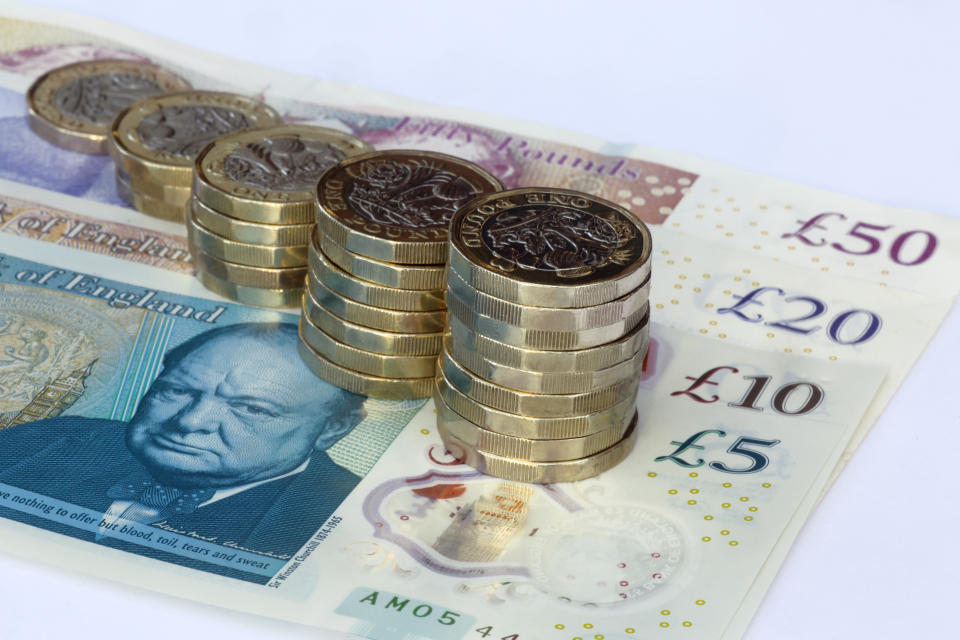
<box><xmin>54</xmin><ymin>73</ymin><xmax>164</xmax><ymax>125</ymax></box>
<box><xmin>223</xmin><ymin>136</ymin><xmax>347</xmax><ymax>192</ymax></box>
<box><xmin>347</xmin><ymin>159</ymin><xmax>481</xmax><ymax>229</ymax></box>
<box><xmin>482</xmin><ymin>205</ymin><xmax>636</xmax><ymax>277</ymax></box>
<box><xmin>137</xmin><ymin>106</ymin><xmax>253</xmax><ymax>157</ymax></box>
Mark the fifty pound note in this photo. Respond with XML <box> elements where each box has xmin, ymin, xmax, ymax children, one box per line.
<box><xmin>0</xmin><ymin>244</ymin><xmax>883</xmax><ymax>638</ymax></box>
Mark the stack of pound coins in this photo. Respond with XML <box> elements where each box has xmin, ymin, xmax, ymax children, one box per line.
<box><xmin>108</xmin><ymin>91</ymin><xmax>284</xmax><ymax>221</ymax></box>
<box><xmin>186</xmin><ymin>125</ymin><xmax>372</xmax><ymax>307</ymax></box>
<box><xmin>26</xmin><ymin>59</ymin><xmax>191</xmax><ymax>154</ymax></box>
<box><xmin>436</xmin><ymin>188</ymin><xmax>653</xmax><ymax>483</ymax></box>
<box><xmin>298</xmin><ymin>150</ymin><xmax>503</xmax><ymax>400</ymax></box>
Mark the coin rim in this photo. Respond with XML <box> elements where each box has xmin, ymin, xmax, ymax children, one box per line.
<box><xmin>438</xmin><ymin>410</ymin><xmax>639</xmax><ymax>483</ymax></box>
<box><xmin>446</xmin><ymin>286</ymin><xmax>650</xmax><ymax>351</ymax></box>
<box><xmin>302</xmin><ymin>285</ymin><xmax>442</xmax><ymax>356</ymax></box>
<box><xmin>434</xmin><ymin>370</ymin><xmax>637</xmax><ymax>439</ymax></box>
<box><xmin>446</xmin><ymin>307</ymin><xmax>650</xmax><ymax>373</ymax></box>
<box><xmin>128</xmin><ymin>170</ymin><xmax>192</xmax><ymax>205</ymax></box>
<box><xmin>115</xmin><ymin>169</ymin><xmax>134</xmax><ymax>206</ymax></box>
<box><xmin>297</xmin><ymin>324</ymin><xmax>432</xmax><ymax>399</ymax></box>
<box><xmin>300</xmin><ymin>310</ymin><xmax>437</xmax><ymax>378</ymax></box>
<box><xmin>195</xmin><ymin>266</ymin><xmax>302</xmax><ymax>308</ymax></box>
<box><xmin>436</xmin><ymin>392</ymin><xmax>629</xmax><ymax>462</ymax></box>
<box><xmin>444</xmin><ymin>331</ymin><xmax>646</xmax><ymax>394</ymax></box>
<box><xmin>439</xmin><ymin>346</ymin><xmax>639</xmax><ymax>417</ymax></box>
<box><xmin>447</xmin><ymin>266</ymin><xmax>650</xmax><ymax>330</ymax></box>
<box><xmin>191</xmin><ymin>197</ymin><xmax>313</xmax><ymax>246</ymax></box>
<box><xmin>131</xmin><ymin>189</ymin><xmax>186</xmax><ymax>222</ymax></box>
<box><xmin>309</xmin><ymin>235</ymin><xmax>447</xmax><ymax>311</ymax></box>
<box><xmin>319</xmin><ymin>233</ymin><xmax>445</xmax><ymax>291</ymax></box>
<box><xmin>306</xmin><ymin>272</ymin><xmax>446</xmax><ymax>334</ymax></box>
<box><xmin>187</xmin><ymin>210</ymin><xmax>308</xmax><ymax>267</ymax></box>
<box><xmin>191</xmin><ymin>244</ymin><xmax>307</xmax><ymax>288</ymax></box>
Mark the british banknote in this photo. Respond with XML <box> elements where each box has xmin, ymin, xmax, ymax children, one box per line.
<box><xmin>0</xmin><ymin>3</ymin><xmax>956</xmax><ymax>640</ymax></box>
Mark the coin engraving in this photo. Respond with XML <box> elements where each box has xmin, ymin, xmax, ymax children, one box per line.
<box><xmin>223</xmin><ymin>136</ymin><xmax>347</xmax><ymax>192</ymax></box>
<box><xmin>137</xmin><ymin>106</ymin><xmax>253</xmax><ymax>157</ymax></box>
<box><xmin>27</xmin><ymin>60</ymin><xmax>192</xmax><ymax>154</ymax></box>
<box><xmin>53</xmin><ymin>72</ymin><xmax>164</xmax><ymax>125</ymax></box>
<box><xmin>482</xmin><ymin>204</ymin><xmax>637</xmax><ymax>276</ymax></box>
<box><xmin>347</xmin><ymin>159</ymin><xmax>481</xmax><ymax>229</ymax></box>
<box><xmin>450</xmin><ymin>189</ymin><xmax>652</xmax><ymax>301</ymax></box>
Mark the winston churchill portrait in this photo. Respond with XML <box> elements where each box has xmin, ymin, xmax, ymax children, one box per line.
<box><xmin>0</xmin><ymin>322</ymin><xmax>366</xmax><ymax>581</ymax></box>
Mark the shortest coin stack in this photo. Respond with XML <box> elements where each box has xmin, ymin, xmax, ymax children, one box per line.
<box><xmin>188</xmin><ymin>124</ymin><xmax>372</xmax><ymax>307</ymax></box>
<box><xmin>298</xmin><ymin>149</ymin><xmax>503</xmax><ymax>400</ymax></box>
<box><xmin>27</xmin><ymin>59</ymin><xmax>191</xmax><ymax>155</ymax></box>
<box><xmin>436</xmin><ymin>187</ymin><xmax>653</xmax><ymax>483</ymax></box>
<box><xmin>109</xmin><ymin>90</ymin><xmax>284</xmax><ymax>221</ymax></box>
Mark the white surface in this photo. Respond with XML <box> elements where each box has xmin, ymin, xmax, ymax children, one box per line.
<box><xmin>1</xmin><ymin>1</ymin><xmax>958</xmax><ymax>639</ymax></box>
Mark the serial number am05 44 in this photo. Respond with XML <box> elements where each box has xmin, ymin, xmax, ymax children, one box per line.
<box><xmin>336</xmin><ymin>587</ymin><xmax>521</xmax><ymax>640</ymax></box>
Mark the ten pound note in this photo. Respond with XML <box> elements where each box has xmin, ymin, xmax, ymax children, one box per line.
<box><xmin>0</xmin><ymin>3</ymin><xmax>958</xmax><ymax>640</ymax></box>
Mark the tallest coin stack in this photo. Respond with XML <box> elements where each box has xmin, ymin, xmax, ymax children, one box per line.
<box><xmin>436</xmin><ymin>188</ymin><xmax>653</xmax><ymax>483</ymax></box>
<box><xmin>299</xmin><ymin>150</ymin><xmax>503</xmax><ymax>399</ymax></box>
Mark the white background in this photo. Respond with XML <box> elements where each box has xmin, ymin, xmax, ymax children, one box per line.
<box><xmin>1</xmin><ymin>1</ymin><xmax>958</xmax><ymax>639</ymax></box>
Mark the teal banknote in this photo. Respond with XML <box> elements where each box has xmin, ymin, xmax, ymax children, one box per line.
<box><xmin>0</xmin><ymin>250</ymin><xmax>424</xmax><ymax>584</ymax></box>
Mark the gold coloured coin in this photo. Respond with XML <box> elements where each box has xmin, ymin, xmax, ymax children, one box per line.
<box><xmin>191</xmin><ymin>198</ymin><xmax>312</xmax><ymax>246</ymax></box>
<box><xmin>444</xmin><ymin>332</ymin><xmax>645</xmax><ymax>394</ymax></box>
<box><xmin>297</xmin><ymin>325</ymin><xmax>432</xmax><ymax>399</ymax></box>
<box><xmin>436</xmin><ymin>392</ymin><xmax>629</xmax><ymax>462</ymax></box>
<box><xmin>115</xmin><ymin>170</ymin><xmax>133</xmax><ymax>206</ymax></box>
<box><xmin>319</xmin><ymin>234</ymin><xmax>445</xmax><ymax>291</ymax></box>
<box><xmin>434</xmin><ymin>370</ymin><xmax>637</xmax><ymax>439</ymax></box>
<box><xmin>439</xmin><ymin>411</ymin><xmax>639</xmax><ymax>483</ymax></box>
<box><xmin>316</xmin><ymin>150</ymin><xmax>503</xmax><ymax>264</ymax></box>
<box><xmin>439</xmin><ymin>347</ymin><xmax>639</xmax><ymax>417</ymax></box>
<box><xmin>27</xmin><ymin>59</ymin><xmax>191</xmax><ymax>154</ymax></box>
<box><xmin>195</xmin><ymin>267</ymin><xmax>302</xmax><ymax>308</ymax></box>
<box><xmin>192</xmin><ymin>246</ymin><xmax>307</xmax><ymax>289</ymax></box>
<box><xmin>302</xmin><ymin>286</ymin><xmax>442</xmax><ymax>356</ymax></box>
<box><xmin>447</xmin><ymin>309</ymin><xmax>650</xmax><ymax>373</ymax></box>
<box><xmin>132</xmin><ymin>189</ymin><xmax>186</xmax><ymax>222</ymax></box>
<box><xmin>447</xmin><ymin>267</ymin><xmax>650</xmax><ymax>331</ymax></box>
<box><xmin>306</xmin><ymin>273</ymin><xmax>446</xmax><ymax>334</ymax></box>
<box><xmin>187</xmin><ymin>211</ymin><xmax>308</xmax><ymax>267</ymax></box>
<box><xmin>446</xmin><ymin>285</ymin><xmax>650</xmax><ymax>350</ymax></box>
<box><xmin>309</xmin><ymin>237</ymin><xmax>445</xmax><ymax>311</ymax></box>
<box><xmin>128</xmin><ymin>171</ymin><xmax>191</xmax><ymax>206</ymax></box>
<box><xmin>300</xmin><ymin>312</ymin><xmax>437</xmax><ymax>378</ymax></box>
<box><xmin>194</xmin><ymin>124</ymin><xmax>372</xmax><ymax>224</ymax></box>
<box><xmin>110</xmin><ymin>91</ymin><xmax>283</xmax><ymax>186</ymax></box>
<box><xmin>449</xmin><ymin>188</ymin><xmax>652</xmax><ymax>308</ymax></box>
